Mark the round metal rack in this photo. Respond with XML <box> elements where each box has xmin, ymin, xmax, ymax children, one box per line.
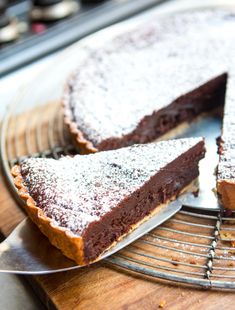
<box><xmin>1</xmin><ymin>14</ymin><xmax>235</xmax><ymax>289</ymax></box>
<box><xmin>2</xmin><ymin>91</ymin><xmax>235</xmax><ymax>290</ymax></box>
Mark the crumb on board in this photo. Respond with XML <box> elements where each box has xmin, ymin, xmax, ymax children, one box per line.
<box><xmin>171</xmin><ymin>257</ymin><xmax>180</xmax><ymax>266</ymax></box>
<box><xmin>220</xmin><ymin>231</ymin><xmax>235</xmax><ymax>249</ymax></box>
<box><xmin>220</xmin><ymin>231</ymin><xmax>233</xmax><ymax>239</ymax></box>
<box><xmin>159</xmin><ymin>300</ymin><xmax>166</xmax><ymax>308</ymax></box>
<box><xmin>189</xmin><ymin>259</ymin><xmax>197</xmax><ymax>265</ymax></box>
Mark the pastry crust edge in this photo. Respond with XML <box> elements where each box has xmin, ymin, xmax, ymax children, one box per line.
<box><xmin>217</xmin><ymin>179</ymin><xmax>235</xmax><ymax>210</ymax></box>
<box><xmin>11</xmin><ymin>165</ymin><xmax>86</xmax><ymax>266</ymax></box>
<box><xmin>63</xmin><ymin>82</ymin><xmax>98</xmax><ymax>155</ymax></box>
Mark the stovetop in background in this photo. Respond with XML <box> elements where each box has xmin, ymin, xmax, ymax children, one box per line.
<box><xmin>0</xmin><ymin>0</ymin><xmax>168</xmax><ymax>76</ymax></box>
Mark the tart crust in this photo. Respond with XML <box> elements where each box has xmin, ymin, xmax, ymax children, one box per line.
<box><xmin>11</xmin><ymin>165</ymin><xmax>86</xmax><ymax>265</ymax></box>
<box><xmin>11</xmin><ymin>165</ymin><xmax>198</xmax><ymax>265</ymax></box>
<box><xmin>63</xmin><ymin>84</ymin><xmax>98</xmax><ymax>155</ymax></box>
<box><xmin>217</xmin><ymin>179</ymin><xmax>235</xmax><ymax>210</ymax></box>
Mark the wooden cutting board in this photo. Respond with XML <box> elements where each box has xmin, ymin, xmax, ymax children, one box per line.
<box><xmin>1</xmin><ymin>172</ymin><xmax>235</xmax><ymax>309</ymax></box>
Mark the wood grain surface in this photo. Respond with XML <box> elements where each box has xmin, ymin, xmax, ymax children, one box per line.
<box><xmin>1</xmin><ymin>168</ymin><xmax>235</xmax><ymax>310</ymax></box>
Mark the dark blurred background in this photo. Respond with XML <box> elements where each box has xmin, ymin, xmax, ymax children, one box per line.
<box><xmin>0</xmin><ymin>0</ymin><xmax>166</xmax><ymax>76</ymax></box>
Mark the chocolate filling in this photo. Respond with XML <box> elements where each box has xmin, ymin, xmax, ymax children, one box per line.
<box><xmin>96</xmin><ymin>74</ymin><xmax>227</xmax><ymax>151</ymax></box>
<box><xmin>82</xmin><ymin>140</ymin><xmax>205</xmax><ymax>262</ymax></box>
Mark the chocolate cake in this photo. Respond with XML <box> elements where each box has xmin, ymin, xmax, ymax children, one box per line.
<box><xmin>12</xmin><ymin>138</ymin><xmax>205</xmax><ymax>265</ymax></box>
<box><xmin>63</xmin><ymin>8</ymin><xmax>235</xmax><ymax>209</ymax></box>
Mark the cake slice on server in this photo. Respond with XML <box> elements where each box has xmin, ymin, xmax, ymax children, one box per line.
<box><xmin>12</xmin><ymin>138</ymin><xmax>205</xmax><ymax>265</ymax></box>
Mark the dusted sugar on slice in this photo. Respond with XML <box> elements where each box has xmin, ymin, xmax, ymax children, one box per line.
<box><xmin>12</xmin><ymin>138</ymin><xmax>205</xmax><ymax>265</ymax></box>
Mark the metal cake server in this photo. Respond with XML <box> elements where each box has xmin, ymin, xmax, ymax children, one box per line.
<box><xmin>178</xmin><ymin>115</ymin><xmax>221</xmax><ymax>210</ymax></box>
<box><xmin>0</xmin><ymin>197</ymin><xmax>183</xmax><ymax>275</ymax></box>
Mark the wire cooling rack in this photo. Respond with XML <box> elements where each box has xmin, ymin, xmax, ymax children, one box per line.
<box><xmin>1</xmin><ymin>98</ymin><xmax>235</xmax><ymax>290</ymax></box>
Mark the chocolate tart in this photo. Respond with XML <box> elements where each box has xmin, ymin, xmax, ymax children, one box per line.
<box><xmin>63</xmin><ymin>9</ymin><xmax>233</xmax><ymax>154</ymax></box>
<box><xmin>12</xmin><ymin>138</ymin><xmax>205</xmax><ymax>265</ymax></box>
<box><xmin>64</xmin><ymin>8</ymin><xmax>235</xmax><ymax>209</ymax></box>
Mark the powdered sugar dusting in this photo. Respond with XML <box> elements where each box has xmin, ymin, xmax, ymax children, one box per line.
<box><xmin>20</xmin><ymin>138</ymin><xmax>202</xmax><ymax>236</ymax></box>
<box><xmin>66</xmin><ymin>9</ymin><xmax>235</xmax><ymax>148</ymax></box>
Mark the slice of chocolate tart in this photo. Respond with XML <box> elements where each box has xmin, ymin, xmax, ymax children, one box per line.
<box><xmin>12</xmin><ymin>137</ymin><xmax>205</xmax><ymax>265</ymax></box>
<box><xmin>63</xmin><ymin>9</ymin><xmax>234</xmax><ymax>154</ymax></box>
<box><xmin>217</xmin><ymin>78</ymin><xmax>235</xmax><ymax>210</ymax></box>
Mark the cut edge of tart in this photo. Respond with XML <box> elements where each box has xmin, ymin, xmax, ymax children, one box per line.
<box><xmin>217</xmin><ymin>133</ymin><xmax>235</xmax><ymax>210</ymax></box>
<box><xmin>63</xmin><ymin>71</ymin><xmax>226</xmax><ymax>154</ymax></box>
